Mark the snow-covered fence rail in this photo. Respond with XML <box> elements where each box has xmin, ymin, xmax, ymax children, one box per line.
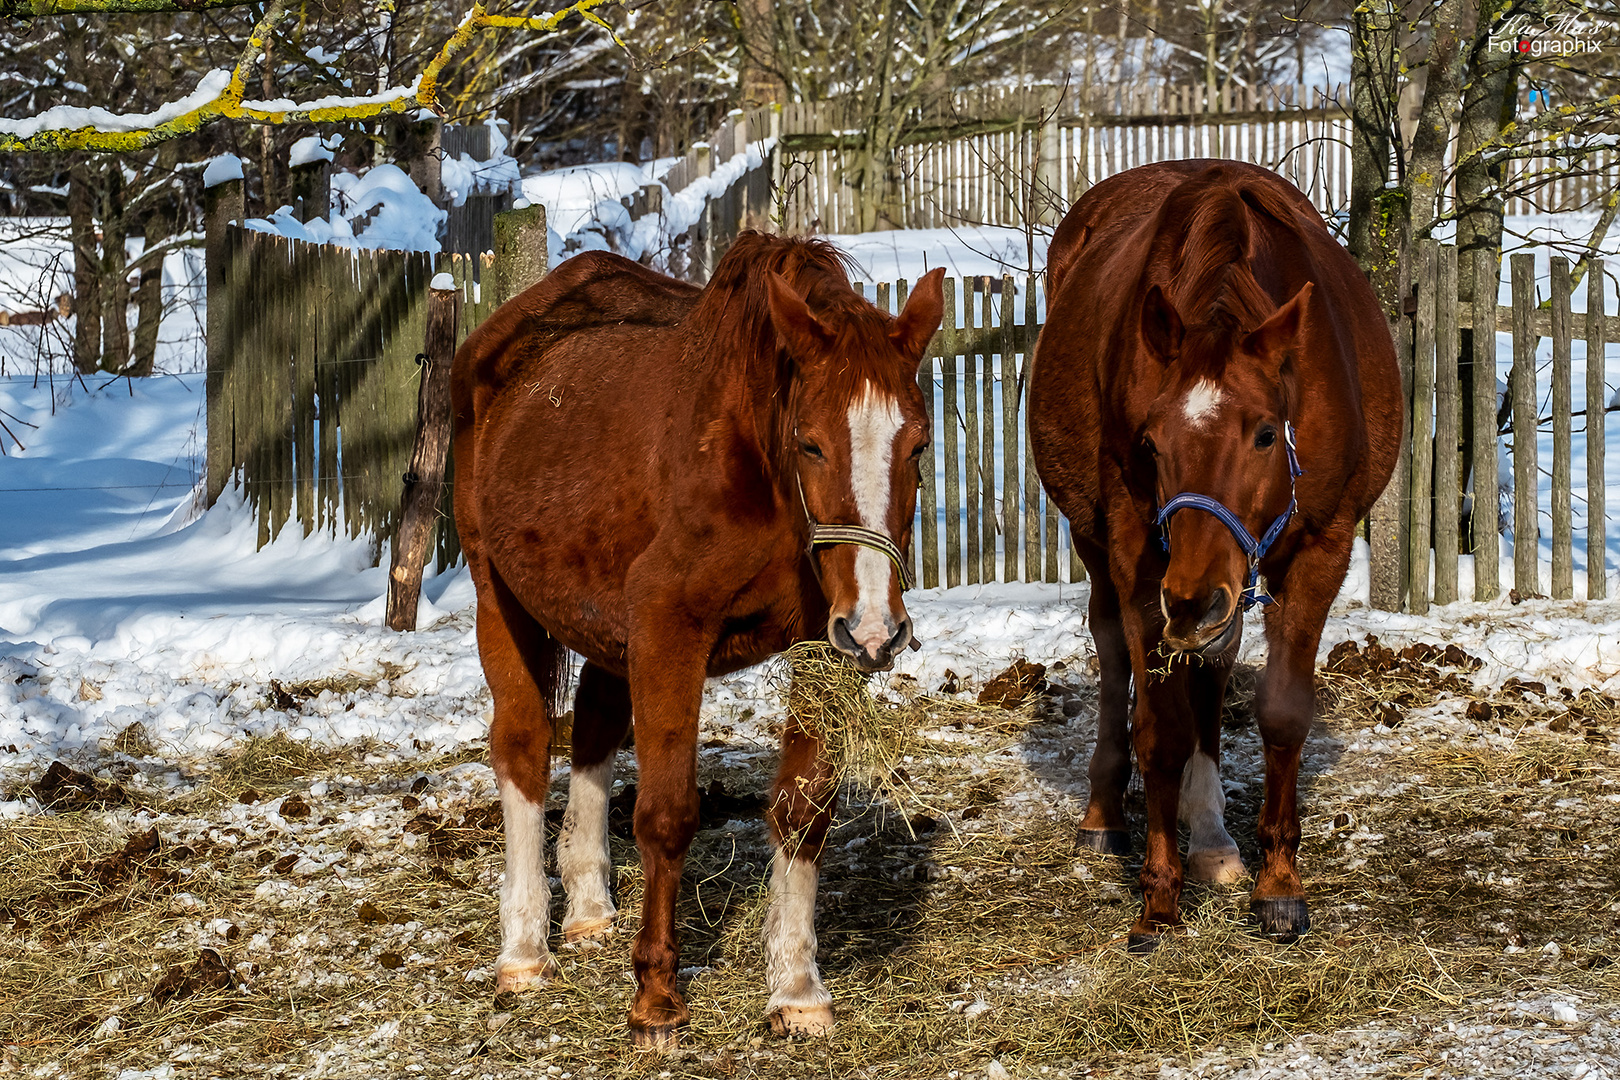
<box><xmin>655</xmin><ymin>105</ymin><xmax>777</xmax><ymax>282</ymax></box>
<box><xmin>204</xmin><ymin>222</ymin><xmax>498</xmax><ymax>565</ymax></box>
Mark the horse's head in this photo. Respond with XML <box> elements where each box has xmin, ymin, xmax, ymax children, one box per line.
<box><xmin>767</xmin><ymin>267</ymin><xmax>946</xmax><ymax>672</ymax></box>
<box><xmin>1137</xmin><ymin>280</ymin><xmax>1313</xmax><ymax>657</ymax></box>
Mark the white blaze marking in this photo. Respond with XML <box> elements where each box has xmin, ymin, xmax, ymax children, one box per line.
<box><xmin>763</xmin><ymin>848</ymin><xmax>832</xmax><ymax>1013</ymax></box>
<box><xmin>845</xmin><ymin>384</ymin><xmax>904</xmax><ymax>650</ymax></box>
<box><xmin>558</xmin><ymin>760</ymin><xmax>616</xmax><ymax>935</ymax></box>
<box><xmin>496</xmin><ymin>776</ymin><xmax>555</xmax><ymax>979</ymax></box>
<box><xmin>1182</xmin><ymin>379</ymin><xmax>1224</xmax><ymax>426</ymax></box>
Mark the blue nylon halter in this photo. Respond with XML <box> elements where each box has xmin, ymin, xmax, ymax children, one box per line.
<box><xmin>1154</xmin><ymin>421</ymin><xmax>1304</xmax><ymax>609</ymax></box>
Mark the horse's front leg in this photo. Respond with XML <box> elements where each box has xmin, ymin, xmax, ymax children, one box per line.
<box><xmin>1122</xmin><ymin>603</ymin><xmax>1198</xmax><ymax>949</ymax></box>
<box><xmin>624</xmin><ymin>616</ymin><xmax>710</xmax><ymax>1048</ymax></box>
<box><xmin>1252</xmin><ymin>528</ymin><xmax>1353</xmax><ymax>940</ymax></box>
<box><xmin>763</xmin><ymin>711</ymin><xmax>837</xmax><ymax>1037</ymax></box>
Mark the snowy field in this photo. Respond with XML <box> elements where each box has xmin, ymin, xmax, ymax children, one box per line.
<box><xmin>5</xmin><ymin>320</ymin><xmax>1620</xmax><ymax>1077</ymax></box>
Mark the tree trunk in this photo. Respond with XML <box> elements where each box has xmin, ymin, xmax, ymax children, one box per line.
<box><xmin>1348</xmin><ymin>0</ymin><xmax>1405</xmax><ymax>611</ymax></box>
<box><xmin>100</xmin><ymin>166</ymin><xmax>130</xmax><ymax>374</ymax></box>
<box><xmin>737</xmin><ymin>0</ymin><xmax>784</xmax><ymax>109</ymax></box>
<box><xmin>1453</xmin><ymin>0</ymin><xmax>1520</xmax><ymax>549</ymax></box>
<box><xmin>68</xmin><ymin>160</ymin><xmax>102</xmax><ymax>376</ymax></box>
<box><xmin>129</xmin><ymin>203</ymin><xmax>169</xmax><ymax>378</ymax></box>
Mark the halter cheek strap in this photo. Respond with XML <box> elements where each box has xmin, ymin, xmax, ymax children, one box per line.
<box><xmin>1154</xmin><ymin>421</ymin><xmax>1304</xmax><ymax>609</ymax></box>
<box><xmin>796</xmin><ymin>472</ymin><xmax>915</xmax><ymax>592</ymax></box>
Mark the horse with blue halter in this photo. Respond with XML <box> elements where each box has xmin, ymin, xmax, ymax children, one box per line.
<box><xmin>1027</xmin><ymin>160</ymin><xmax>1401</xmax><ymax>949</ymax></box>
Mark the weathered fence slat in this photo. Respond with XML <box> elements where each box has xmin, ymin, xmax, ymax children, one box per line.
<box><xmin>1550</xmin><ymin>256</ymin><xmax>1573</xmax><ymax>600</ymax></box>
<box><xmin>1020</xmin><ymin>276</ymin><xmax>1040</xmax><ymax>580</ymax></box>
<box><xmin>980</xmin><ymin>285</ymin><xmax>996</xmax><ymax>583</ymax></box>
<box><xmin>941</xmin><ymin>277</ymin><xmax>962</xmax><ymax>588</ymax></box>
<box><xmin>1589</xmin><ymin>261</ymin><xmax>1608</xmax><ymax>600</ymax></box>
<box><xmin>1511</xmin><ymin>253</ymin><xmax>1539</xmax><ymax>597</ymax></box>
<box><xmin>316</xmin><ymin>246</ymin><xmax>340</xmax><ymax>534</ymax></box>
<box><xmin>1471</xmin><ymin>248</ymin><xmax>1500</xmax><ymax>601</ymax></box>
<box><xmin>294</xmin><ymin>249</ymin><xmax>317</xmax><ymax>537</ymax></box>
<box><xmin>963</xmin><ymin>278</ymin><xmax>980</xmax><ymax>584</ymax></box>
<box><xmin>1433</xmin><ymin>243</ymin><xmax>1459</xmax><ymax>605</ymax></box>
<box><xmin>1408</xmin><ymin>239</ymin><xmax>1436</xmax><ymax>615</ymax></box>
<box><xmin>1000</xmin><ymin>278</ymin><xmax>1018</xmax><ymax>580</ymax></box>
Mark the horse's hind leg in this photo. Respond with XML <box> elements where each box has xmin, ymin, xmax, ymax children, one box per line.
<box><xmin>558</xmin><ymin>662</ymin><xmax>630</xmax><ymax>943</ymax></box>
<box><xmin>762</xmin><ymin>707</ymin><xmax>837</xmax><ymax>1038</ymax></box>
<box><xmin>477</xmin><ymin>565</ymin><xmax>563</xmax><ymax>993</ymax></box>
<box><xmin>1079</xmin><ymin>571</ymin><xmax>1132</xmax><ymax>855</ymax></box>
<box><xmin>1181</xmin><ymin>661</ymin><xmax>1246</xmax><ymax>884</ymax></box>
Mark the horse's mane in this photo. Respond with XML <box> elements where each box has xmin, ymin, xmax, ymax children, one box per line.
<box><xmin>1160</xmin><ymin>180</ymin><xmax>1279</xmax><ymax>372</ymax></box>
<box><xmin>689</xmin><ymin>231</ymin><xmax>872</xmax><ymax>363</ymax></box>
<box><xmin>687</xmin><ymin>232</ymin><xmax>901</xmax><ymax>482</ymax></box>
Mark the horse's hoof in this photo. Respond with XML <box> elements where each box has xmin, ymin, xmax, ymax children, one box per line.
<box><xmin>768</xmin><ymin>1004</ymin><xmax>836</xmax><ymax>1038</ymax></box>
<box><xmin>562</xmin><ymin>915</ymin><xmax>616</xmax><ymax>944</ymax></box>
<box><xmin>1077</xmin><ymin>828</ymin><xmax>1131</xmax><ymax>856</ymax></box>
<box><xmin>1250</xmin><ymin>896</ymin><xmax>1310</xmax><ymax>942</ymax></box>
<box><xmin>493</xmin><ymin>955</ymin><xmax>557</xmax><ymax>993</ymax></box>
<box><xmin>1186</xmin><ymin>846</ymin><xmax>1248</xmax><ymax>884</ymax></box>
<box><xmin>629</xmin><ymin>1022</ymin><xmax>683</xmax><ymax>1051</ymax></box>
<box><xmin>1126</xmin><ymin>932</ymin><xmax>1160</xmax><ymax>955</ymax></box>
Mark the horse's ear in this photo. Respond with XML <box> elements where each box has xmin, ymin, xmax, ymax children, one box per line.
<box><xmin>1140</xmin><ymin>284</ymin><xmax>1183</xmax><ymax>364</ymax></box>
<box><xmin>767</xmin><ymin>272</ymin><xmax>833</xmax><ymax>359</ymax></box>
<box><xmin>891</xmin><ymin>267</ymin><xmax>946</xmax><ymax>360</ymax></box>
<box><xmin>1242</xmin><ymin>282</ymin><xmax>1313</xmax><ymax>371</ymax></box>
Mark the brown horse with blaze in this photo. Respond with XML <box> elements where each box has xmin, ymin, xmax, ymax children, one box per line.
<box><xmin>1028</xmin><ymin>160</ymin><xmax>1400</xmax><ymax>949</ymax></box>
<box><xmin>451</xmin><ymin>234</ymin><xmax>945</xmax><ymax>1046</ymax></box>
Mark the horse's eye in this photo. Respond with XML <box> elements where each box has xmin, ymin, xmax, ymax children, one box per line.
<box><xmin>800</xmin><ymin>441</ymin><xmax>824</xmax><ymax>460</ymax></box>
<box><xmin>1255</xmin><ymin>426</ymin><xmax>1278</xmax><ymax>449</ymax></box>
<box><xmin>1142</xmin><ymin>435</ymin><xmax>1158</xmax><ymax>456</ymax></box>
<box><xmin>910</xmin><ymin>442</ymin><xmax>930</xmax><ymax>460</ymax></box>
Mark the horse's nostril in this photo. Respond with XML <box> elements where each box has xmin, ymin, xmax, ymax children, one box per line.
<box><xmin>829</xmin><ymin>617</ymin><xmax>860</xmax><ymax>655</ymax></box>
<box><xmin>884</xmin><ymin>619</ymin><xmax>912</xmax><ymax>656</ymax></box>
<box><xmin>1200</xmin><ymin>589</ymin><xmax>1232</xmax><ymax>630</ymax></box>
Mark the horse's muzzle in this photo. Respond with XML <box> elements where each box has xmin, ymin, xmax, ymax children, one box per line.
<box><xmin>830</xmin><ymin>615</ymin><xmax>912</xmax><ymax>672</ymax></box>
<box><xmin>1160</xmin><ymin>584</ymin><xmax>1238</xmax><ymax>658</ymax></box>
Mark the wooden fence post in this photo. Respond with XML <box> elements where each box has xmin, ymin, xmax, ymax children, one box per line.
<box><xmin>1588</xmin><ymin>261</ymin><xmax>1608</xmax><ymax>600</ymax></box>
<box><xmin>387</xmin><ymin>278</ymin><xmax>462</xmax><ymax>632</ymax></box>
<box><xmin>204</xmin><ymin>173</ymin><xmax>244</xmax><ymax>508</ymax></box>
<box><xmin>1510</xmin><ymin>253</ymin><xmax>1539</xmax><ymax>597</ymax></box>
<box><xmin>494</xmin><ymin>203</ymin><xmax>548</xmax><ymax>306</ymax></box>
<box><xmin>1407</xmin><ymin>239</ymin><xmax>1436</xmax><ymax>615</ymax></box>
<box><xmin>1470</xmin><ymin>248</ymin><xmax>1500</xmax><ymax>601</ymax></box>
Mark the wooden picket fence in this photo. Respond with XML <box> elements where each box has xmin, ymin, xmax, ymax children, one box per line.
<box><xmin>773</xmin><ymin>81</ymin><xmax>1617</xmax><ymax>232</ymax></box>
<box><xmin>204</xmin><ymin>224</ymin><xmax>497</xmax><ymax>566</ymax></box>
<box><xmin>207</xmin><ymin>218</ymin><xmax>1620</xmax><ymax>609</ymax></box>
<box><xmin>1405</xmin><ymin>241</ymin><xmax>1618</xmax><ymax>611</ymax></box>
<box><xmin>778</xmin><ymin>83</ymin><xmax>1355</xmax><ymax>232</ymax></box>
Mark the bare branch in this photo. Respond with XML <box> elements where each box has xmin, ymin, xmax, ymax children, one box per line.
<box><xmin>0</xmin><ymin>0</ymin><xmax>254</xmax><ymax>15</ymax></box>
<box><xmin>0</xmin><ymin>0</ymin><xmax>625</xmax><ymax>153</ymax></box>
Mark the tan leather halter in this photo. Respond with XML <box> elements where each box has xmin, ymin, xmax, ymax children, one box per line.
<box><xmin>795</xmin><ymin>471</ymin><xmax>915</xmax><ymax>592</ymax></box>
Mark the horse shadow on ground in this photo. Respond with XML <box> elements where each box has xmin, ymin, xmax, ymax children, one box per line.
<box><xmin>547</xmin><ymin>740</ymin><xmax>938</xmax><ymax>1003</ymax></box>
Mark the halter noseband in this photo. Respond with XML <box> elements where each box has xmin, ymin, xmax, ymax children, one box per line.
<box><xmin>796</xmin><ymin>471</ymin><xmax>914</xmax><ymax>592</ymax></box>
<box><xmin>1154</xmin><ymin>421</ymin><xmax>1304</xmax><ymax>609</ymax></box>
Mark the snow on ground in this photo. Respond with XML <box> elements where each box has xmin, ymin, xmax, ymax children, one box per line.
<box><xmin>6</xmin><ymin>362</ymin><xmax>1620</xmax><ymax>780</ymax></box>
